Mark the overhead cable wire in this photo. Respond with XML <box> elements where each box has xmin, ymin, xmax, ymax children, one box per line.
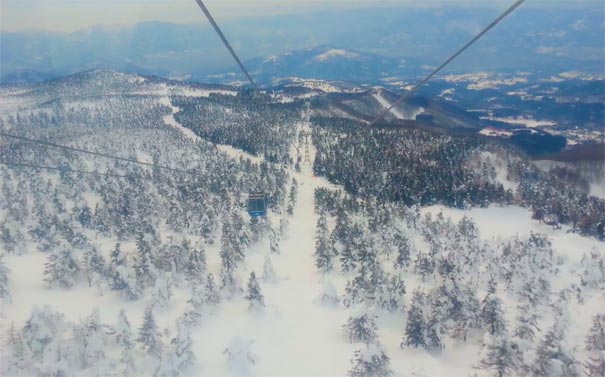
<box><xmin>368</xmin><ymin>0</ymin><xmax>526</xmax><ymax>127</ymax></box>
<box><xmin>193</xmin><ymin>0</ymin><xmax>257</xmax><ymax>88</ymax></box>
<box><xmin>0</xmin><ymin>132</ymin><xmax>196</xmax><ymax>176</ymax></box>
<box><xmin>0</xmin><ymin>160</ymin><xmax>154</xmax><ymax>180</ymax></box>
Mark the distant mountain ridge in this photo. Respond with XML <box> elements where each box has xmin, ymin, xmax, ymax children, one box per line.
<box><xmin>2</xmin><ymin>5</ymin><xmax>603</xmax><ymax>84</ymax></box>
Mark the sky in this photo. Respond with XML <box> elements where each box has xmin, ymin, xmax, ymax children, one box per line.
<box><xmin>2</xmin><ymin>0</ymin><xmax>602</xmax><ymax>32</ymax></box>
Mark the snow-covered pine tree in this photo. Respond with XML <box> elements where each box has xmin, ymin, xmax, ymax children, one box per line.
<box><xmin>151</xmin><ymin>275</ymin><xmax>173</xmax><ymax>309</ymax></box>
<box><xmin>426</xmin><ymin>300</ymin><xmax>444</xmax><ymax>353</ymax></box>
<box><xmin>270</xmin><ymin>227</ymin><xmax>280</xmax><ymax>254</ymax></box>
<box><xmin>115</xmin><ymin>310</ymin><xmax>136</xmax><ymax>374</ymax></box>
<box><xmin>81</xmin><ymin>245</ymin><xmax>107</xmax><ymax>288</ymax></box>
<box><xmin>22</xmin><ymin>306</ymin><xmax>64</xmax><ymax>357</ymax></box>
<box><xmin>244</xmin><ymin>272</ymin><xmax>265</xmax><ymax>310</ymax></box>
<box><xmin>204</xmin><ymin>273</ymin><xmax>221</xmax><ymax>306</ymax></box>
<box><xmin>315</xmin><ymin>279</ymin><xmax>340</xmax><ymax>306</ymax></box>
<box><xmin>481</xmin><ymin>280</ymin><xmax>506</xmax><ymax>336</ymax></box>
<box><xmin>0</xmin><ymin>253</ymin><xmax>11</xmax><ymax>307</ymax></box>
<box><xmin>314</xmin><ymin>211</ymin><xmax>334</xmax><ymax>273</ymax></box>
<box><xmin>43</xmin><ymin>247</ymin><xmax>81</xmax><ymax>288</ymax></box>
<box><xmin>531</xmin><ymin>324</ymin><xmax>580</xmax><ymax>377</ymax></box>
<box><xmin>393</xmin><ymin>232</ymin><xmax>412</xmax><ymax>270</ymax></box>
<box><xmin>184</xmin><ymin>246</ymin><xmax>207</xmax><ymax>283</ymax></box>
<box><xmin>343</xmin><ymin>312</ymin><xmax>378</xmax><ymax>344</ymax></box>
<box><xmin>183</xmin><ymin>280</ymin><xmax>205</xmax><ymax>327</ymax></box>
<box><xmin>340</xmin><ymin>243</ymin><xmax>357</xmax><ymax>273</ymax></box>
<box><xmin>133</xmin><ymin>233</ymin><xmax>158</xmax><ymax>288</ymax></box>
<box><xmin>585</xmin><ymin>314</ymin><xmax>605</xmax><ymax>376</ymax></box>
<box><xmin>413</xmin><ymin>252</ymin><xmax>434</xmax><ymax>281</ymax></box>
<box><xmin>80</xmin><ymin>308</ymin><xmax>107</xmax><ymax>371</ymax></box>
<box><xmin>4</xmin><ymin>322</ymin><xmax>33</xmax><ymax>375</ymax></box>
<box><xmin>155</xmin><ymin>319</ymin><xmax>195</xmax><ymax>376</ymax></box>
<box><xmin>586</xmin><ymin>313</ymin><xmax>605</xmax><ymax>352</ymax></box>
<box><xmin>262</xmin><ymin>254</ymin><xmax>277</xmax><ymax>283</ymax></box>
<box><xmin>513</xmin><ymin>302</ymin><xmax>540</xmax><ymax>342</ymax></box>
<box><xmin>476</xmin><ymin>329</ymin><xmax>519</xmax><ymax>377</ymax></box>
<box><xmin>402</xmin><ymin>293</ymin><xmax>427</xmax><ymax>349</ymax></box>
<box><xmin>138</xmin><ymin>305</ymin><xmax>163</xmax><ymax>359</ymax></box>
<box><xmin>348</xmin><ymin>344</ymin><xmax>392</xmax><ymax>377</ymax></box>
<box><xmin>379</xmin><ymin>273</ymin><xmax>406</xmax><ymax>312</ymax></box>
<box><xmin>219</xmin><ymin>221</ymin><xmax>242</xmax><ymax>297</ymax></box>
<box><xmin>110</xmin><ymin>243</ymin><xmax>126</xmax><ymax>267</ymax></box>
<box><xmin>112</xmin><ymin>265</ymin><xmax>142</xmax><ymax>300</ymax></box>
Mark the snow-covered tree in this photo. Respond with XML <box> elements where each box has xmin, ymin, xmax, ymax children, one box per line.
<box><xmin>402</xmin><ymin>295</ymin><xmax>426</xmax><ymax>349</ymax></box>
<box><xmin>348</xmin><ymin>344</ymin><xmax>392</xmax><ymax>377</ymax></box>
<box><xmin>204</xmin><ymin>273</ymin><xmax>221</xmax><ymax>306</ymax></box>
<box><xmin>4</xmin><ymin>323</ymin><xmax>33</xmax><ymax>375</ymax></box>
<box><xmin>79</xmin><ymin>308</ymin><xmax>107</xmax><ymax>370</ymax></box>
<box><xmin>22</xmin><ymin>306</ymin><xmax>64</xmax><ymax>357</ymax></box>
<box><xmin>244</xmin><ymin>272</ymin><xmax>264</xmax><ymax>310</ymax></box>
<box><xmin>343</xmin><ymin>311</ymin><xmax>378</xmax><ymax>344</ymax></box>
<box><xmin>155</xmin><ymin>319</ymin><xmax>195</xmax><ymax>376</ymax></box>
<box><xmin>426</xmin><ymin>301</ymin><xmax>444</xmax><ymax>353</ymax></box>
<box><xmin>81</xmin><ymin>245</ymin><xmax>106</xmax><ymax>288</ymax></box>
<box><xmin>315</xmin><ymin>211</ymin><xmax>334</xmax><ymax>272</ymax></box>
<box><xmin>112</xmin><ymin>265</ymin><xmax>142</xmax><ymax>300</ymax></box>
<box><xmin>476</xmin><ymin>330</ymin><xmax>519</xmax><ymax>377</ymax></box>
<box><xmin>151</xmin><ymin>275</ymin><xmax>173</xmax><ymax>310</ymax></box>
<box><xmin>0</xmin><ymin>253</ymin><xmax>11</xmax><ymax>307</ymax></box>
<box><xmin>513</xmin><ymin>302</ymin><xmax>540</xmax><ymax>342</ymax></box>
<box><xmin>393</xmin><ymin>232</ymin><xmax>412</xmax><ymax>270</ymax></box>
<box><xmin>270</xmin><ymin>227</ymin><xmax>280</xmax><ymax>254</ymax></box>
<box><xmin>133</xmin><ymin>233</ymin><xmax>158</xmax><ymax>287</ymax></box>
<box><xmin>531</xmin><ymin>324</ymin><xmax>580</xmax><ymax>377</ymax></box>
<box><xmin>585</xmin><ymin>314</ymin><xmax>605</xmax><ymax>376</ymax></box>
<box><xmin>262</xmin><ymin>254</ymin><xmax>277</xmax><ymax>283</ymax></box>
<box><xmin>184</xmin><ymin>246</ymin><xmax>207</xmax><ymax>283</ymax></box>
<box><xmin>114</xmin><ymin>310</ymin><xmax>135</xmax><ymax>373</ymax></box>
<box><xmin>315</xmin><ymin>279</ymin><xmax>340</xmax><ymax>306</ymax></box>
<box><xmin>138</xmin><ymin>305</ymin><xmax>163</xmax><ymax>359</ymax></box>
<box><xmin>219</xmin><ymin>222</ymin><xmax>242</xmax><ymax>297</ymax></box>
<box><xmin>44</xmin><ymin>248</ymin><xmax>81</xmax><ymax>288</ymax></box>
<box><xmin>481</xmin><ymin>280</ymin><xmax>506</xmax><ymax>336</ymax></box>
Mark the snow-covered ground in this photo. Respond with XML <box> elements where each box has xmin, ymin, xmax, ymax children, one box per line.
<box><xmin>1</xmin><ymin>97</ymin><xmax>603</xmax><ymax>376</ymax></box>
<box><xmin>372</xmin><ymin>90</ymin><xmax>424</xmax><ymax>120</ymax></box>
<box><xmin>479</xmin><ymin>115</ymin><xmax>557</xmax><ymax>128</ymax></box>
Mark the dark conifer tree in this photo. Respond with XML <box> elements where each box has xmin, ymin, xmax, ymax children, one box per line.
<box><xmin>402</xmin><ymin>293</ymin><xmax>426</xmax><ymax>349</ymax></box>
<box><xmin>244</xmin><ymin>272</ymin><xmax>264</xmax><ymax>309</ymax></box>
<box><xmin>138</xmin><ymin>305</ymin><xmax>163</xmax><ymax>359</ymax></box>
<box><xmin>348</xmin><ymin>345</ymin><xmax>392</xmax><ymax>377</ymax></box>
<box><xmin>481</xmin><ymin>280</ymin><xmax>506</xmax><ymax>336</ymax></box>
<box><xmin>44</xmin><ymin>248</ymin><xmax>81</xmax><ymax>288</ymax></box>
<box><xmin>343</xmin><ymin>313</ymin><xmax>378</xmax><ymax>344</ymax></box>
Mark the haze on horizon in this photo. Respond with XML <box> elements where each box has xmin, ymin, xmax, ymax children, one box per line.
<box><xmin>1</xmin><ymin>0</ymin><xmax>603</xmax><ymax>33</ymax></box>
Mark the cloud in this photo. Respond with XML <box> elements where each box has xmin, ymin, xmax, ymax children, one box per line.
<box><xmin>536</xmin><ymin>46</ymin><xmax>568</xmax><ymax>57</ymax></box>
<box><xmin>572</xmin><ymin>19</ymin><xmax>588</xmax><ymax>31</ymax></box>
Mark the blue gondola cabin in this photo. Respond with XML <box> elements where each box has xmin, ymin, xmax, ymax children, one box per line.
<box><xmin>247</xmin><ymin>193</ymin><xmax>267</xmax><ymax>217</ymax></box>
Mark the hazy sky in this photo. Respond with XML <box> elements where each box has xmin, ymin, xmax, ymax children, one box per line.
<box><xmin>1</xmin><ymin>0</ymin><xmax>602</xmax><ymax>32</ymax></box>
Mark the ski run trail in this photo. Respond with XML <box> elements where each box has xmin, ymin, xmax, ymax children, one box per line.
<box><xmin>158</xmin><ymin>104</ymin><xmax>356</xmax><ymax>375</ymax></box>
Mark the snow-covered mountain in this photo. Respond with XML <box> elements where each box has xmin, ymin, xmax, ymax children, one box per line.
<box><xmin>0</xmin><ymin>71</ymin><xmax>604</xmax><ymax>377</ymax></box>
<box><xmin>209</xmin><ymin>45</ymin><xmax>421</xmax><ymax>84</ymax></box>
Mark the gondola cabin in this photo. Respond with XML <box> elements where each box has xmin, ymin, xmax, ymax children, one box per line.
<box><xmin>247</xmin><ymin>193</ymin><xmax>267</xmax><ymax>217</ymax></box>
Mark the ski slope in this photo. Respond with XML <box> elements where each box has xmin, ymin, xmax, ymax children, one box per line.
<box><xmin>1</xmin><ymin>95</ymin><xmax>604</xmax><ymax>377</ymax></box>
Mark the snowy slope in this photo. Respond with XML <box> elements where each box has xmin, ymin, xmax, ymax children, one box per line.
<box><xmin>1</xmin><ymin>75</ymin><xmax>604</xmax><ymax>377</ymax></box>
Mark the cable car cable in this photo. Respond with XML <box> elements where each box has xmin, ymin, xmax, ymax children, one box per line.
<box><xmin>0</xmin><ymin>160</ymin><xmax>155</xmax><ymax>180</ymax></box>
<box><xmin>193</xmin><ymin>0</ymin><xmax>257</xmax><ymax>89</ymax></box>
<box><xmin>368</xmin><ymin>0</ymin><xmax>526</xmax><ymax>127</ymax></box>
<box><xmin>0</xmin><ymin>131</ymin><xmax>197</xmax><ymax>176</ymax></box>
